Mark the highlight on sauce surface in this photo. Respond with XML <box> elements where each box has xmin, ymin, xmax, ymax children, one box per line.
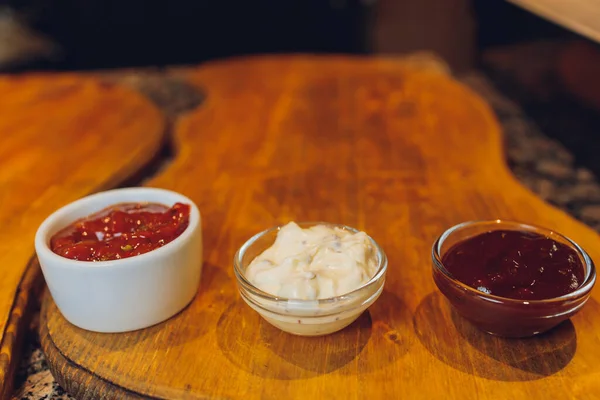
<box><xmin>50</xmin><ymin>202</ymin><xmax>191</xmax><ymax>262</ymax></box>
<box><xmin>441</xmin><ymin>230</ymin><xmax>586</xmax><ymax>300</ymax></box>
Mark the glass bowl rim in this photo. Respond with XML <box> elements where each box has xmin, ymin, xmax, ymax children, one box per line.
<box><xmin>233</xmin><ymin>221</ymin><xmax>388</xmax><ymax>305</ymax></box>
<box><xmin>432</xmin><ymin>219</ymin><xmax>597</xmax><ymax>305</ymax></box>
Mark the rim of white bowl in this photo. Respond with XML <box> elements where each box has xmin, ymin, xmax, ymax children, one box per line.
<box><xmin>34</xmin><ymin>187</ymin><xmax>200</xmax><ymax>270</ymax></box>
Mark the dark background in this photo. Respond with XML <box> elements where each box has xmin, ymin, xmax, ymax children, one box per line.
<box><xmin>0</xmin><ymin>0</ymin><xmax>577</xmax><ymax>71</ymax></box>
<box><xmin>4</xmin><ymin>0</ymin><xmax>371</xmax><ymax>70</ymax></box>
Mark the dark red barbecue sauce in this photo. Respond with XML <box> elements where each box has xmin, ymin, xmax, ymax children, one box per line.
<box><xmin>50</xmin><ymin>202</ymin><xmax>191</xmax><ymax>262</ymax></box>
<box><xmin>441</xmin><ymin>230</ymin><xmax>586</xmax><ymax>300</ymax></box>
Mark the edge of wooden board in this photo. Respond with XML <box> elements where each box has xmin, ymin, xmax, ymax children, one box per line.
<box><xmin>0</xmin><ymin>258</ymin><xmax>45</xmax><ymax>399</ymax></box>
<box><xmin>0</xmin><ymin>73</ymin><xmax>168</xmax><ymax>399</ymax></box>
<box><xmin>507</xmin><ymin>0</ymin><xmax>600</xmax><ymax>44</ymax></box>
<box><xmin>39</xmin><ymin>293</ymin><xmax>151</xmax><ymax>400</ymax></box>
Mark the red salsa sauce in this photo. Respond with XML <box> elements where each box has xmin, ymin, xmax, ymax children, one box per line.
<box><xmin>442</xmin><ymin>230</ymin><xmax>586</xmax><ymax>300</ymax></box>
<box><xmin>50</xmin><ymin>202</ymin><xmax>191</xmax><ymax>262</ymax></box>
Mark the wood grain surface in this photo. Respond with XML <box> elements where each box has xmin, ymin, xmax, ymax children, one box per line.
<box><xmin>0</xmin><ymin>74</ymin><xmax>165</xmax><ymax>398</ymax></box>
<box><xmin>40</xmin><ymin>55</ymin><xmax>600</xmax><ymax>399</ymax></box>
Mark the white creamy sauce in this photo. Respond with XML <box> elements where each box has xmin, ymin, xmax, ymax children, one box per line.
<box><xmin>245</xmin><ymin>222</ymin><xmax>378</xmax><ymax>300</ymax></box>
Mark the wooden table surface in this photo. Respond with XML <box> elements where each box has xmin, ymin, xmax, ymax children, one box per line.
<box><xmin>2</xmin><ymin>54</ymin><xmax>600</xmax><ymax>399</ymax></box>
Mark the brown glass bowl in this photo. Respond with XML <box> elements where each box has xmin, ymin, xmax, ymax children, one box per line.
<box><xmin>432</xmin><ymin>220</ymin><xmax>596</xmax><ymax>338</ymax></box>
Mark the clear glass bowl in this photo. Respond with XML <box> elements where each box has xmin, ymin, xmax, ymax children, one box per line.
<box><xmin>233</xmin><ymin>222</ymin><xmax>387</xmax><ymax>336</ymax></box>
<box><xmin>432</xmin><ymin>220</ymin><xmax>596</xmax><ymax>338</ymax></box>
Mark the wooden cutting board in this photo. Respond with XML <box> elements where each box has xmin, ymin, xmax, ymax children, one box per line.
<box><xmin>0</xmin><ymin>74</ymin><xmax>165</xmax><ymax>399</ymax></box>
<box><xmin>40</xmin><ymin>55</ymin><xmax>600</xmax><ymax>400</ymax></box>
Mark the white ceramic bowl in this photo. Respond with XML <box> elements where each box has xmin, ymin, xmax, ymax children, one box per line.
<box><xmin>35</xmin><ymin>187</ymin><xmax>202</xmax><ymax>333</ymax></box>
